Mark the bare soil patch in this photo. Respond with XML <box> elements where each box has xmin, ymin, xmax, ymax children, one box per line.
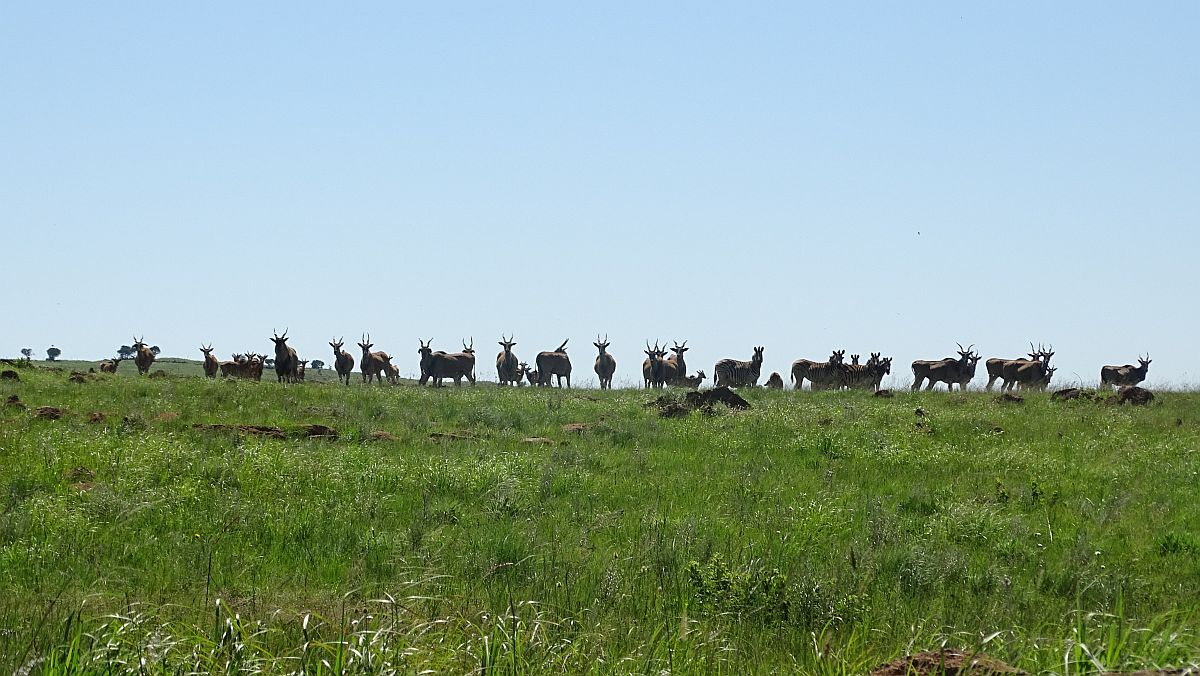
<box><xmin>35</xmin><ymin>406</ymin><xmax>63</xmax><ymax>420</ymax></box>
<box><xmin>870</xmin><ymin>649</ymin><xmax>1024</xmax><ymax>675</ymax></box>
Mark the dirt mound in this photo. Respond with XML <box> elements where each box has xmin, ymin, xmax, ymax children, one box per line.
<box><xmin>1117</xmin><ymin>386</ymin><xmax>1154</xmax><ymax>406</ymax></box>
<box><xmin>686</xmin><ymin>386</ymin><xmax>750</xmax><ymax>410</ymax></box>
<box><xmin>191</xmin><ymin>423</ymin><xmax>285</xmax><ymax>439</ymax></box>
<box><xmin>1051</xmin><ymin>387</ymin><xmax>1082</xmax><ymax>401</ymax></box>
<box><xmin>368</xmin><ymin>430</ymin><xmax>396</xmax><ymax>442</ymax></box>
<box><xmin>149</xmin><ymin>370</ymin><xmax>169</xmax><ymax>379</ymax></box>
<box><xmin>997</xmin><ymin>393</ymin><xmax>1024</xmax><ymax>404</ymax></box>
<box><xmin>874</xmin><ymin>389</ymin><xmax>894</xmax><ymax>397</ymax></box>
<box><xmin>35</xmin><ymin>406</ymin><xmax>63</xmax><ymax>420</ymax></box>
<box><xmin>304</xmin><ymin>424</ymin><xmax>338</xmax><ymax>439</ymax></box>
<box><xmin>870</xmin><ymin>649</ymin><xmax>1025</xmax><ymax>675</ymax></box>
<box><xmin>1</xmin><ymin>370</ymin><xmax>19</xmax><ymax>381</ymax></box>
<box><xmin>154</xmin><ymin>412</ymin><xmax>179</xmax><ymax>422</ymax></box>
<box><xmin>562</xmin><ymin>422</ymin><xmax>593</xmax><ymax>433</ymax></box>
<box><xmin>522</xmin><ymin>437</ymin><xmax>554</xmax><ymax>445</ymax></box>
<box><xmin>6</xmin><ymin>394</ymin><xmax>26</xmax><ymax>410</ymax></box>
<box><xmin>88</xmin><ymin>412</ymin><xmax>107</xmax><ymax>423</ymax></box>
<box><xmin>66</xmin><ymin>466</ymin><xmax>96</xmax><ymax>482</ymax></box>
<box><xmin>430</xmin><ymin>431</ymin><xmax>477</xmax><ymax>442</ymax></box>
<box><xmin>68</xmin><ymin>373</ymin><xmax>87</xmax><ymax>383</ymax></box>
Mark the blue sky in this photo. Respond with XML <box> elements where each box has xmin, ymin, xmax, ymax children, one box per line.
<box><xmin>3</xmin><ymin>3</ymin><xmax>1197</xmax><ymax>387</ymax></box>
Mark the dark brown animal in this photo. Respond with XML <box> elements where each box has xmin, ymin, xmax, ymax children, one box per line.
<box><xmin>270</xmin><ymin>330</ymin><xmax>299</xmax><ymax>383</ymax></box>
<box><xmin>987</xmin><ymin>343</ymin><xmax>1053</xmax><ymax>391</ymax></box>
<box><xmin>662</xmin><ymin>341</ymin><xmax>690</xmax><ymax>386</ymax></box>
<box><xmin>642</xmin><ymin>341</ymin><xmax>667</xmax><ymax>388</ymax></box>
<box><xmin>358</xmin><ymin>334</ymin><xmax>392</xmax><ymax>385</ymax></box>
<box><xmin>417</xmin><ymin>338</ymin><xmax>441</xmax><ymax>386</ymax></box>
<box><xmin>593</xmin><ymin>335</ymin><xmax>616</xmax><ymax>390</ymax></box>
<box><xmin>132</xmin><ymin>335</ymin><xmax>155</xmax><ymax>375</ymax></box>
<box><xmin>199</xmin><ymin>344</ymin><xmax>219</xmax><ymax>378</ymax></box>
<box><xmin>536</xmin><ymin>339</ymin><xmax>572</xmax><ymax>388</ymax></box>
<box><xmin>714</xmin><ymin>346</ymin><xmax>765</xmax><ymax>388</ymax></box>
<box><xmin>496</xmin><ymin>335</ymin><xmax>521</xmax><ymax>386</ymax></box>
<box><xmin>911</xmin><ymin>343</ymin><xmax>980</xmax><ymax>391</ymax></box>
<box><xmin>764</xmin><ymin>372</ymin><xmax>784</xmax><ymax>389</ymax></box>
<box><xmin>1101</xmin><ymin>355</ymin><xmax>1151</xmax><ymax>389</ymax></box>
<box><xmin>521</xmin><ymin>361</ymin><xmax>538</xmax><ymax>386</ymax></box>
<box><xmin>429</xmin><ymin>338</ymin><xmax>477</xmax><ymax>387</ymax></box>
<box><xmin>676</xmin><ymin>370</ymin><xmax>705</xmax><ymax>389</ymax></box>
<box><xmin>329</xmin><ymin>338</ymin><xmax>355</xmax><ymax>386</ymax></box>
<box><xmin>98</xmin><ymin>357</ymin><xmax>122</xmax><ymax>374</ymax></box>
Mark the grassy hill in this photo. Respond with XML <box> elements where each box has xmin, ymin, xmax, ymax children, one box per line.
<box><xmin>1</xmin><ymin>362</ymin><xmax>1197</xmax><ymax>673</ymax></box>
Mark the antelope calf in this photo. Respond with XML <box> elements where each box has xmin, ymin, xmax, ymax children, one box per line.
<box><xmin>199</xmin><ymin>344</ymin><xmax>219</xmax><ymax>378</ymax></box>
<box><xmin>329</xmin><ymin>338</ymin><xmax>356</xmax><ymax>386</ymax></box>
<box><xmin>521</xmin><ymin>362</ymin><xmax>538</xmax><ymax>387</ymax></box>
<box><xmin>99</xmin><ymin>357</ymin><xmax>122</xmax><ymax>374</ymax></box>
<box><xmin>593</xmin><ymin>335</ymin><xmax>616</xmax><ymax>390</ymax></box>
<box><xmin>677</xmin><ymin>370</ymin><xmax>705</xmax><ymax>389</ymax></box>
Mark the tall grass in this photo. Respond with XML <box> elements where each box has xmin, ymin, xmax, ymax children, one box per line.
<box><xmin>1</xmin><ymin>366</ymin><xmax>1197</xmax><ymax>672</ymax></box>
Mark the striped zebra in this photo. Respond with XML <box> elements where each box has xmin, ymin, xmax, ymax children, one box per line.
<box><xmin>714</xmin><ymin>346</ymin><xmax>765</xmax><ymax>388</ymax></box>
<box><xmin>844</xmin><ymin>352</ymin><xmax>892</xmax><ymax>391</ymax></box>
<box><xmin>791</xmin><ymin>350</ymin><xmax>846</xmax><ymax>390</ymax></box>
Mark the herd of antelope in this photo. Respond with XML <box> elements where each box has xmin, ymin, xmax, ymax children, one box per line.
<box><xmin>100</xmin><ymin>333</ymin><xmax>1154</xmax><ymax>392</ymax></box>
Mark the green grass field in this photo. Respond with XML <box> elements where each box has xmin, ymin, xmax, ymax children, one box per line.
<box><xmin>1</xmin><ymin>361</ymin><xmax>1197</xmax><ymax>673</ymax></box>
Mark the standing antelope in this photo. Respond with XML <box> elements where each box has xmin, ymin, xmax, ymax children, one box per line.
<box><xmin>911</xmin><ymin>343</ymin><xmax>980</xmax><ymax>391</ymax></box>
<box><xmin>593</xmin><ymin>335</ymin><xmax>616</xmax><ymax>390</ymax></box>
<box><xmin>132</xmin><ymin>335</ymin><xmax>155</xmax><ymax>375</ymax></box>
<box><xmin>986</xmin><ymin>343</ymin><xmax>1052</xmax><ymax>391</ymax></box>
<box><xmin>417</xmin><ymin>338</ymin><xmax>441</xmax><ymax>386</ymax></box>
<box><xmin>714</xmin><ymin>346</ymin><xmax>765</xmax><ymax>388</ymax></box>
<box><xmin>663</xmin><ymin>341</ymin><xmax>690</xmax><ymax>386</ymax></box>
<box><xmin>642</xmin><ymin>341</ymin><xmax>667</xmax><ymax>388</ymax></box>
<box><xmin>199</xmin><ymin>344</ymin><xmax>219</xmax><ymax>378</ymax></box>
<box><xmin>1000</xmin><ymin>344</ymin><xmax>1055</xmax><ymax>392</ymax></box>
<box><xmin>521</xmin><ymin>361</ymin><xmax>538</xmax><ymax>386</ymax></box>
<box><xmin>536</xmin><ymin>339</ymin><xmax>572</xmax><ymax>388</ymax></box>
<box><xmin>496</xmin><ymin>335</ymin><xmax>521</xmax><ymax>386</ymax></box>
<box><xmin>1101</xmin><ymin>355</ymin><xmax>1151</xmax><ymax>389</ymax></box>
<box><xmin>329</xmin><ymin>338</ymin><xmax>356</xmax><ymax>386</ymax></box>
<box><xmin>358</xmin><ymin>334</ymin><xmax>392</xmax><ymax>385</ymax></box>
<box><xmin>429</xmin><ymin>338</ymin><xmax>477</xmax><ymax>386</ymax></box>
<box><xmin>270</xmin><ymin>330</ymin><xmax>299</xmax><ymax>383</ymax></box>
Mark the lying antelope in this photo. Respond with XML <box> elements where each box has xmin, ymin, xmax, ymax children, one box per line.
<box><xmin>676</xmin><ymin>370</ymin><xmax>705</xmax><ymax>389</ymax></box>
<box><xmin>329</xmin><ymin>338</ymin><xmax>355</xmax><ymax>386</ymax></box>
<box><xmin>593</xmin><ymin>335</ymin><xmax>616</xmax><ymax>390</ymax></box>
<box><xmin>1101</xmin><ymin>354</ymin><xmax>1151</xmax><ymax>389</ymax></box>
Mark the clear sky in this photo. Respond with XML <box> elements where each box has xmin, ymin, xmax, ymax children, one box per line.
<box><xmin>3</xmin><ymin>3</ymin><xmax>1197</xmax><ymax>388</ymax></box>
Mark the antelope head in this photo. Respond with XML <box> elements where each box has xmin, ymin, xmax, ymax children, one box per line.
<box><xmin>499</xmin><ymin>335</ymin><xmax>516</xmax><ymax>354</ymax></box>
<box><xmin>358</xmin><ymin>334</ymin><xmax>374</xmax><ymax>355</ymax></box>
<box><xmin>462</xmin><ymin>337</ymin><xmax>475</xmax><ymax>355</ymax></box>
<box><xmin>593</xmin><ymin>334</ymin><xmax>610</xmax><ymax>355</ymax></box>
<box><xmin>671</xmin><ymin>340</ymin><xmax>689</xmax><ymax>360</ymax></box>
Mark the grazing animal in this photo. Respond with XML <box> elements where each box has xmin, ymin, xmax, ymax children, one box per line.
<box><xmin>132</xmin><ymin>335</ymin><xmax>155</xmax><ymax>375</ymax></box>
<box><xmin>383</xmin><ymin>360</ymin><xmax>399</xmax><ymax>384</ymax></box>
<box><xmin>270</xmin><ymin>330</ymin><xmax>299</xmax><ymax>383</ymax></box>
<box><xmin>536</xmin><ymin>339</ymin><xmax>572</xmax><ymax>388</ymax></box>
<box><xmin>765</xmin><ymin>372</ymin><xmax>784</xmax><ymax>389</ymax></box>
<box><xmin>714</xmin><ymin>346</ymin><xmax>765</xmax><ymax>388</ymax></box>
<box><xmin>677</xmin><ymin>370</ymin><xmax>706</xmax><ymax>389</ymax></box>
<box><xmin>496</xmin><ymin>335</ymin><xmax>522</xmax><ymax>386</ymax></box>
<box><xmin>98</xmin><ymin>357</ymin><xmax>122</xmax><ymax>374</ymax></box>
<box><xmin>199</xmin><ymin>344</ymin><xmax>219</xmax><ymax>378</ymax></box>
<box><xmin>593</xmin><ymin>335</ymin><xmax>616</xmax><ymax>390</ymax></box>
<box><xmin>1101</xmin><ymin>355</ymin><xmax>1151</xmax><ymax>389</ymax></box>
<box><xmin>358</xmin><ymin>334</ymin><xmax>392</xmax><ymax>385</ymax></box>
<box><xmin>663</xmin><ymin>341</ymin><xmax>691</xmax><ymax>386</ymax></box>
<box><xmin>329</xmin><ymin>338</ymin><xmax>356</xmax><ymax>386</ymax></box>
<box><xmin>911</xmin><ymin>343</ymin><xmax>980</xmax><ymax>391</ymax></box>
<box><xmin>429</xmin><ymin>338</ymin><xmax>477</xmax><ymax>387</ymax></box>
<box><xmin>642</xmin><ymin>341</ymin><xmax>668</xmax><ymax>388</ymax></box>
<box><xmin>791</xmin><ymin>350</ymin><xmax>847</xmax><ymax>390</ymax></box>
<box><xmin>521</xmin><ymin>362</ymin><xmax>539</xmax><ymax>387</ymax></box>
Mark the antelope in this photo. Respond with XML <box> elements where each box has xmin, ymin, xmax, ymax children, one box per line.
<box><xmin>248</xmin><ymin>353</ymin><xmax>266</xmax><ymax>381</ymax></box>
<box><xmin>791</xmin><ymin>350</ymin><xmax>846</xmax><ymax>390</ymax></box>
<box><xmin>428</xmin><ymin>338</ymin><xmax>477</xmax><ymax>387</ymax></box>
<box><xmin>132</xmin><ymin>335</ymin><xmax>155</xmax><ymax>375</ymax></box>
<box><xmin>271</xmin><ymin>330</ymin><xmax>299</xmax><ymax>383</ymax></box>
<box><xmin>98</xmin><ymin>357</ymin><xmax>122</xmax><ymax>374</ymax></box>
<box><xmin>593</xmin><ymin>335</ymin><xmax>616</xmax><ymax>390</ymax></box>
<box><xmin>641</xmin><ymin>341</ymin><xmax>666</xmax><ymax>388</ymax></box>
<box><xmin>417</xmin><ymin>338</ymin><xmax>441</xmax><ymax>386</ymax></box>
<box><xmin>764</xmin><ymin>372</ymin><xmax>784</xmax><ymax>389</ymax></box>
<box><xmin>536</xmin><ymin>339</ymin><xmax>572</xmax><ymax>388</ymax></box>
<box><xmin>219</xmin><ymin>354</ymin><xmax>243</xmax><ymax>378</ymax></box>
<box><xmin>663</xmin><ymin>341</ymin><xmax>690</xmax><ymax>386</ymax></box>
<box><xmin>199</xmin><ymin>344</ymin><xmax>219</xmax><ymax>378</ymax></box>
<box><xmin>521</xmin><ymin>361</ymin><xmax>539</xmax><ymax>386</ymax></box>
<box><xmin>1000</xmin><ymin>344</ymin><xmax>1055</xmax><ymax>392</ymax></box>
<box><xmin>714</xmin><ymin>346</ymin><xmax>765</xmax><ymax>388</ymax></box>
<box><xmin>329</xmin><ymin>338</ymin><xmax>356</xmax><ymax>386</ymax></box>
<box><xmin>1101</xmin><ymin>355</ymin><xmax>1151</xmax><ymax>389</ymax></box>
<box><xmin>296</xmin><ymin>360</ymin><xmax>308</xmax><ymax>382</ymax></box>
<box><xmin>986</xmin><ymin>343</ymin><xmax>1051</xmax><ymax>391</ymax></box>
<box><xmin>358</xmin><ymin>333</ymin><xmax>392</xmax><ymax>385</ymax></box>
<box><xmin>383</xmin><ymin>360</ymin><xmax>400</xmax><ymax>384</ymax></box>
<box><xmin>911</xmin><ymin>343</ymin><xmax>980</xmax><ymax>391</ymax></box>
<box><xmin>677</xmin><ymin>370</ymin><xmax>706</xmax><ymax>389</ymax></box>
<box><xmin>496</xmin><ymin>335</ymin><xmax>521</xmax><ymax>386</ymax></box>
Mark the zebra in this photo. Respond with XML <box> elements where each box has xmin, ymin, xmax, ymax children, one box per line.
<box><xmin>714</xmin><ymin>346</ymin><xmax>765</xmax><ymax>388</ymax></box>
